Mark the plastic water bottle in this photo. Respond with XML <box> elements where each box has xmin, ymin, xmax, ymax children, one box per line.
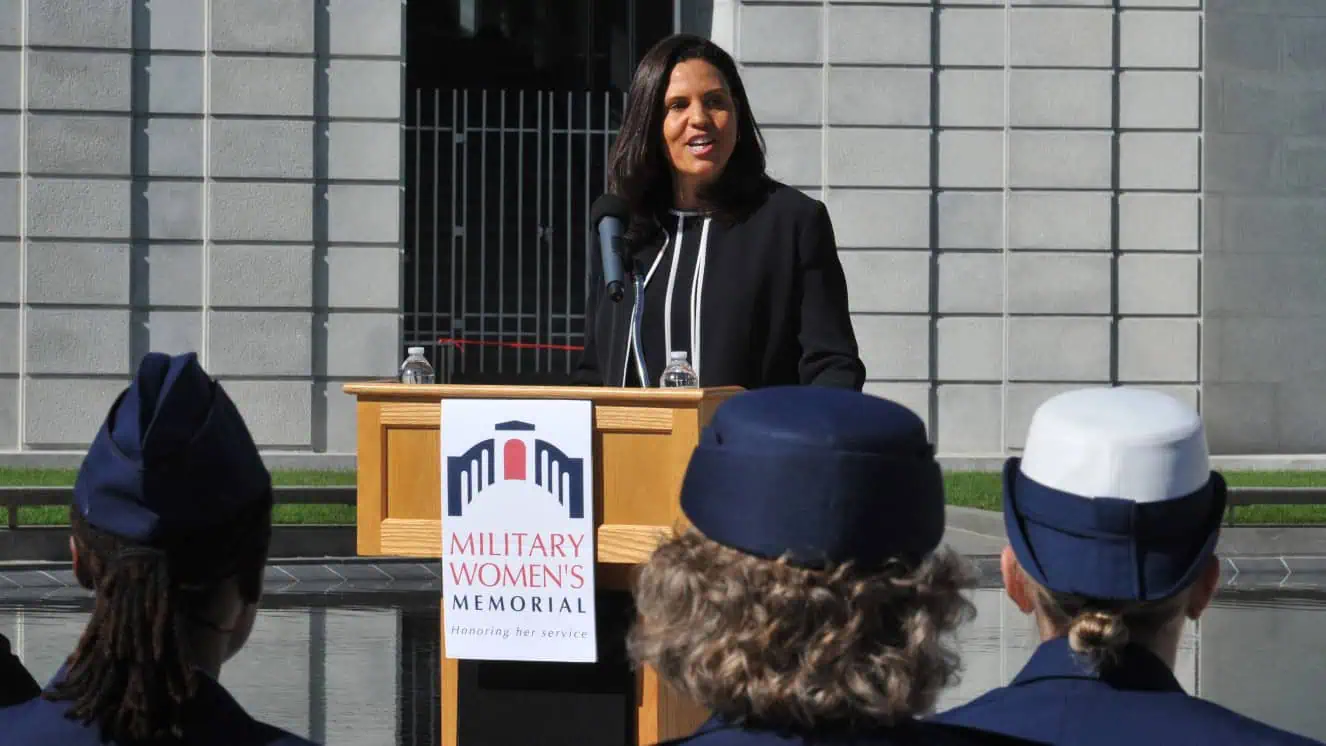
<box><xmin>660</xmin><ymin>351</ymin><xmax>699</xmax><ymax>388</ymax></box>
<box><xmin>400</xmin><ymin>346</ymin><xmax>435</xmax><ymax>384</ymax></box>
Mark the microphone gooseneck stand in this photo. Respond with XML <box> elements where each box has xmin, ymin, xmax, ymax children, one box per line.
<box><xmin>630</xmin><ymin>269</ymin><xmax>651</xmax><ymax>388</ymax></box>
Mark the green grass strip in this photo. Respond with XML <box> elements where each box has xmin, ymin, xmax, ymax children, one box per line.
<box><xmin>4</xmin><ymin>468</ymin><xmax>1326</xmax><ymax>526</ymax></box>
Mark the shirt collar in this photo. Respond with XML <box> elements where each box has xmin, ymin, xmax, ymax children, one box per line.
<box><xmin>1012</xmin><ymin>637</ymin><xmax>1185</xmax><ymax>693</ymax></box>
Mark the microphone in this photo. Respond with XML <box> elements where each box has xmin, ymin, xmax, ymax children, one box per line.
<box><xmin>590</xmin><ymin>194</ymin><xmax>629</xmax><ymax>303</ymax></box>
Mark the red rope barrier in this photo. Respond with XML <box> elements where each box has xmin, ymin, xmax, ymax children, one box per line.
<box><xmin>437</xmin><ymin>337</ymin><xmax>585</xmax><ymax>352</ymax></box>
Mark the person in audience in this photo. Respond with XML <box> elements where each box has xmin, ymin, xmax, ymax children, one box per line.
<box><xmin>0</xmin><ymin>631</ymin><xmax>39</xmax><ymax>706</ymax></box>
<box><xmin>628</xmin><ymin>386</ymin><xmax>1035</xmax><ymax>746</ymax></box>
<box><xmin>932</xmin><ymin>387</ymin><xmax>1324</xmax><ymax>746</ymax></box>
<box><xmin>0</xmin><ymin>352</ymin><xmax>318</xmax><ymax>745</ymax></box>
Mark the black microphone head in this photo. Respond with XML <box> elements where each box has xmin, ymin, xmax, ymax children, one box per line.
<box><xmin>591</xmin><ymin>193</ymin><xmax>630</xmax><ymax>225</ymax></box>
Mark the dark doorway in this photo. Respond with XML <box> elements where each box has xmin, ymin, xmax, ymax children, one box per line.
<box><xmin>403</xmin><ymin>1</ymin><xmax>674</xmax><ymax>384</ymax></box>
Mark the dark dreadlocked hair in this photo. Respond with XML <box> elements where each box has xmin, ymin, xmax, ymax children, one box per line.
<box><xmin>47</xmin><ymin>495</ymin><xmax>273</xmax><ymax>744</ymax></box>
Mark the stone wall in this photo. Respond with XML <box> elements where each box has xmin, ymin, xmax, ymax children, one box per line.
<box><xmin>1203</xmin><ymin>0</ymin><xmax>1326</xmax><ymax>454</ymax></box>
<box><xmin>730</xmin><ymin>0</ymin><xmax>1203</xmax><ymax>455</ymax></box>
<box><xmin>0</xmin><ymin>0</ymin><xmax>403</xmax><ymax>461</ymax></box>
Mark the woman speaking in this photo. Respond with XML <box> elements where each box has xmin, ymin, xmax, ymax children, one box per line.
<box><xmin>573</xmin><ymin>35</ymin><xmax>865</xmax><ymax>391</ymax></box>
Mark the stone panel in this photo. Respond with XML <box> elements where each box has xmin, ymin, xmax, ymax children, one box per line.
<box><xmin>1120</xmin><ymin>133</ymin><xmax>1201</xmax><ymax>191</ymax></box>
<box><xmin>28</xmin><ymin>51</ymin><xmax>131</xmax><ymax>112</ymax></box>
<box><xmin>938</xmin><ymin>317</ymin><xmax>1003</xmax><ymax>382</ymax></box>
<box><xmin>1010</xmin><ymin>70</ymin><xmax>1113</xmax><ymax>128</ymax></box>
<box><xmin>1008</xmin><ymin>192</ymin><xmax>1112</xmax><ymax>250</ymax></box>
<box><xmin>740</xmin><ymin>4</ymin><xmax>822</xmax><ymax>64</ymax></box>
<box><xmin>134</xmin><ymin>55</ymin><xmax>204</xmax><ymax>114</ymax></box>
<box><xmin>326</xmin><ymin>185</ymin><xmax>399</xmax><ymax>244</ymax></box>
<box><xmin>939</xmin><ymin>130</ymin><xmax>1004</xmax><ymax>189</ymax></box>
<box><xmin>1120</xmin><ymin>10</ymin><xmax>1201</xmax><ymax>69</ymax></box>
<box><xmin>135</xmin><ymin>0</ymin><xmax>205</xmax><ymax>51</ymax></box>
<box><xmin>211</xmin><ymin>0</ymin><xmax>314</xmax><ymax>54</ymax></box>
<box><xmin>135</xmin><ymin>117</ymin><xmax>203</xmax><ymax>178</ymax></box>
<box><xmin>28</xmin><ymin>179</ymin><xmax>130</xmax><ymax>238</ymax></box>
<box><xmin>939</xmin><ymin>70</ymin><xmax>1005</xmax><ymax>128</ymax></box>
<box><xmin>825</xmin><ymin>190</ymin><xmax>929</xmax><ymax>249</ymax></box>
<box><xmin>326</xmin><ymin>246</ymin><xmax>400</xmax><ymax>310</ymax></box>
<box><xmin>1119</xmin><ymin>193</ymin><xmax>1199</xmax><ymax>251</ymax></box>
<box><xmin>829</xmin><ymin>5</ymin><xmax>931</xmax><ymax>66</ymax></box>
<box><xmin>210</xmin><ymin>182</ymin><xmax>314</xmax><ymax>243</ymax></box>
<box><xmin>327</xmin><ymin>0</ymin><xmax>404</xmax><ymax>57</ymax></box>
<box><xmin>1009</xmin><ymin>131</ymin><xmax>1112</xmax><ymax>189</ymax></box>
<box><xmin>854</xmin><ymin>315</ymin><xmax>930</xmax><ymax>381</ymax></box>
<box><xmin>1119</xmin><ymin>254</ymin><xmax>1199</xmax><ymax>316</ymax></box>
<box><xmin>211</xmin><ymin>119</ymin><xmax>314</xmax><ymax>180</ymax></box>
<box><xmin>1007</xmin><ymin>317</ymin><xmax>1111</xmax><ymax>382</ymax></box>
<box><xmin>1119</xmin><ymin>318</ymin><xmax>1198</xmax><ymax>382</ymax></box>
<box><xmin>827</xmin><ymin>128</ymin><xmax>930</xmax><ymax>188</ymax></box>
<box><xmin>140</xmin><ymin>181</ymin><xmax>203</xmax><ymax>241</ymax></box>
<box><xmin>327</xmin><ymin>121</ymin><xmax>401</xmax><ymax>182</ymax></box>
<box><xmin>28</xmin><ymin>0</ymin><xmax>131</xmax><ymax>48</ymax></box>
<box><xmin>323</xmin><ymin>312</ymin><xmax>401</xmax><ymax>378</ymax></box>
<box><xmin>207</xmin><ymin>311</ymin><xmax>312</xmax><ymax>377</ymax></box>
<box><xmin>26</xmin><ymin>309</ymin><xmax>130</xmax><ymax>375</ymax></box>
<box><xmin>26</xmin><ymin>243</ymin><xmax>130</xmax><ymax>305</ymax></box>
<box><xmin>131</xmin><ymin>243</ymin><xmax>202</xmax><ymax>308</ymax></box>
<box><xmin>1010</xmin><ymin>8</ymin><xmax>1113</xmax><ymax>68</ymax></box>
<box><xmin>328</xmin><ymin>60</ymin><xmax>401</xmax><ymax>119</ymax></box>
<box><xmin>839</xmin><ymin>251</ymin><xmax>931</xmax><ymax>314</ymax></box>
<box><xmin>938</xmin><ymin>252</ymin><xmax>1003</xmax><ymax>314</ymax></box>
<box><xmin>24</xmin><ymin>378</ymin><xmax>127</xmax><ymax>446</ymax></box>
<box><xmin>938</xmin><ymin>192</ymin><xmax>1003</xmax><ymax>250</ymax></box>
<box><xmin>219</xmin><ymin>380</ymin><xmax>312</xmax><ymax>448</ymax></box>
<box><xmin>209</xmin><ymin>245</ymin><xmax>314</xmax><ymax>308</ymax></box>
<box><xmin>938</xmin><ymin>385</ymin><xmax>1003</xmax><ymax>454</ymax></box>
<box><xmin>27</xmin><ymin>115</ymin><xmax>130</xmax><ymax>175</ymax></box>
<box><xmin>940</xmin><ymin>8</ymin><xmax>1005</xmax><ymax>68</ymax></box>
<box><xmin>210</xmin><ymin>57</ymin><xmax>314</xmax><ymax>117</ymax></box>
<box><xmin>827</xmin><ymin>68</ymin><xmax>930</xmax><ymax>127</ymax></box>
<box><xmin>763</xmin><ymin>128</ymin><xmax>821</xmax><ymax>187</ymax></box>
<box><xmin>1007</xmin><ymin>253</ymin><xmax>1111</xmax><ymax>315</ymax></box>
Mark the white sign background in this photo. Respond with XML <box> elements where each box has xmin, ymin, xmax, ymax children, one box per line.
<box><xmin>439</xmin><ymin>398</ymin><xmax>597</xmax><ymax>662</ymax></box>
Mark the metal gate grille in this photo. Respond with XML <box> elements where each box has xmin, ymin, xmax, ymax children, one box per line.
<box><xmin>404</xmin><ymin>89</ymin><xmax>626</xmax><ymax>383</ymax></box>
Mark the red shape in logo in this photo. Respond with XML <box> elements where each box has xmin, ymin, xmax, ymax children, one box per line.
<box><xmin>504</xmin><ymin>439</ymin><xmax>527</xmax><ymax>481</ymax></box>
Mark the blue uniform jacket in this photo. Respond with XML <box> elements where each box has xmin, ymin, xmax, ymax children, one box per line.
<box><xmin>655</xmin><ymin>714</ymin><xmax>1041</xmax><ymax>746</ymax></box>
<box><xmin>933</xmin><ymin>637</ymin><xmax>1323</xmax><ymax>746</ymax></box>
<box><xmin>0</xmin><ymin>633</ymin><xmax>39</xmax><ymax>708</ymax></box>
<box><xmin>0</xmin><ymin>667</ymin><xmax>319</xmax><ymax>746</ymax></box>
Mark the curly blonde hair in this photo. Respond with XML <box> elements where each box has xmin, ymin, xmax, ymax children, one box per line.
<box><xmin>628</xmin><ymin>529</ymin><xmax>975</xmax><ymax>733</ymax></box>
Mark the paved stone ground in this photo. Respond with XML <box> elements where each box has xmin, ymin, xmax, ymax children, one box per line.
<box><xmin>944</xmin><ymin>506</ymin><xmax>1326</xmax><ymax>590</ymax></box>
<box><xmin>0</xmin><ymin>509</ymin><xmax>1322</xmax><ymax>600</ymax></box>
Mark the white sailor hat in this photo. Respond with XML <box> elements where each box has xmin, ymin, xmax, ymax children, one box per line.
<box><xmin>1003</xmin><ymin>387</ymin><xmax>1226</xmax><ymax>602</ymax></box>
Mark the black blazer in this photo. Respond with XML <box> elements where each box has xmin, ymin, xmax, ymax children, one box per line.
<box><xmin>572</xmin><ymin>183</ymin><xmax>865</xmax><ymax>390</ymax></box>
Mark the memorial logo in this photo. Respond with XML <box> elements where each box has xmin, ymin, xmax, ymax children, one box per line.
<box><xmin>445</xmin><ymin>420</ymin><xmax>585</xmax><ymax>520</ymax></box>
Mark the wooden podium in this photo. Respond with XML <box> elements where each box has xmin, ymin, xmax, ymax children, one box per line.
<box><xmin>344</xmin><ymin>382</ymin><xmax>741</xmax><ymax>746</ymax></box>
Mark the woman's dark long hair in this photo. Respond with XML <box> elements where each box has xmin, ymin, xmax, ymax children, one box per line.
<box><xmin>48</xmin><ymin>497</ymin><xmax>273</xmax><ymax>744</ymax></box>
<box><xmin>608</xmin><ymin>34</ymin><xmax>772</xmax><ymax>249</ymax></box>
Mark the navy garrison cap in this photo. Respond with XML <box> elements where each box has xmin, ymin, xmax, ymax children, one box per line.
<box><xmin>1005</xmin><ymin>387</ymin><xmax>1226</xmax><ymax>602</ymax></box>
<box><xmin>679</xmin><ymin>386</ymin><xmax>945</xmax><ymax>569</ymax></box>
<box><xmin>73</xmin><ymin>352</ymin><xmax>272</xmax><ymax>544</ymax></box>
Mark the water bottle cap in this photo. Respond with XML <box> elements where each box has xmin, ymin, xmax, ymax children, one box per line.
<box><xmin>407</xmin><ymin>346</ymin><xmax>425</xmax><ymax>355</ymax></box>
<box><xmin>669</xmin><ymin>351</ymin><xmax>688</xmax><ymax>361</ymax></box>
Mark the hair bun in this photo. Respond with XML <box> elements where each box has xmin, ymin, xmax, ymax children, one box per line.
<box><xmin>1067</xmin><ymin>608</ymin><xmax>1129</xmax><ymax>667</ymax></box>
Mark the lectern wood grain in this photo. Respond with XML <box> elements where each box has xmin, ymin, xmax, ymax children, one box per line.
<box><xmin>345</xmin><ymin>382</ymin><xmax>737</xmax><ymax>746</ymax></box>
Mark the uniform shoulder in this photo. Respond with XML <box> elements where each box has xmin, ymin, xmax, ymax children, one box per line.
<box><xmin>1183</xmin><ymin>697</ymin><xmax>1325</xmax><ymax>745</ymax></box>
